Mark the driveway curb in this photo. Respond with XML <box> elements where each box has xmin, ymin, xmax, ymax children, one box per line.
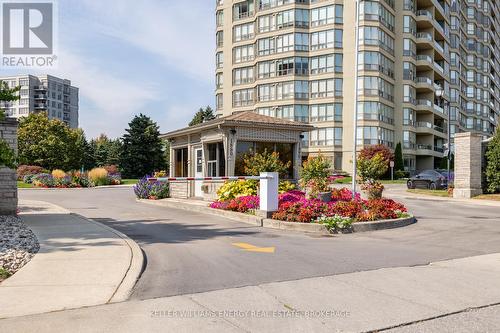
<box><xmin>70</xmin><ymin>213</ymin><xmax>144</xmax><ymax>303</ymax></box>
<box><xmin>138</xmin><ymin>199</ymin><xmax>416</xmax><ymax>234</ymax></box>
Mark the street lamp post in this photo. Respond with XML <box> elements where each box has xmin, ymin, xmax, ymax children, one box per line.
<box><xmin>352</xmin><ymin>0</ymin><xmax>361</xmax><ymax>198</ymax></box>
<box><xmin>435</xmin><ymin>86</ymin><xmax>451</xmax><ymax>187</ymax></box>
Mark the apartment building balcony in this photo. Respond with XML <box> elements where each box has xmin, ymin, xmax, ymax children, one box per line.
<box><xmin>34</xmin><ymin>103</ymin><xmax>47</xmax><ymax>109</ymax></box>
<box><xmin>34</xmin><ymin>94</ymin><xmax>47</xmax><ymax>100</ymax></box>
<box><xmin>434</xmin><ymin>40</ymin><xmax>444</xmax><ymax>54</ymax></box>
<box><xmin>433</xmin><ymin>61</ymin><xmax>445</xmax><ymax>76</ymax></box>
<box><xmin>416</xmin><ymin>54</ymin><xmax>434</xmax><ymax>71</ymax></box>
<box><xmin>233</xmin><ymin>10</ymin><xmax>254</xmax><ymax>22</ymax></box>
<box><xmin>435</xmin><ymin>0</ymin><xmax>449</xmax><ymax>18</ymax></box>
<box><xmin>416</xmin><ymin>10</ymin><xmax>433</xmax><ymax>27</ymax></box>
<box><xmin>416</xmin><ymin>121</ymin><xmax>447</xmax><ymax>137</ymax></box>
<box><xmin>34</xmin><ymin>86</ymin><xmax>47</xmax><ymax>91</ymax></box>
<box><xmin>415</xmin><ymin>76</ymin><xmax>434</xmax><ymax>91</ymax></box>
<box><xmin>416</xmin><ymin>99</ymin><xmax>433</xmax><ymax>112</ymax></box>
<box><xmin>416</xmin><ymin>32</ymin><xmax>433</xmax><ymax>48</ymax></box>
<box><xmin>416</xmin><ymin>144</ymin><xmax>442</xmax><ymax>157</ymax></box>
<box><xmin>433</xmin><ymin>103</ymin><xmax>447</xmax><ymax>118</ymax></box>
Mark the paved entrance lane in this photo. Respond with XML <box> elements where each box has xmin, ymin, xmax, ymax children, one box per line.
<box><xmin>20</xmin><ymin>187</ymin><xmax>500</xmax><ymax>300</ymax></box>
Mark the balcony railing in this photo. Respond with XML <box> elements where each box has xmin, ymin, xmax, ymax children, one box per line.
<box><xmin>416</xmin><ymin>10</ymin><xmax>433</xmax><ymax>20</ymax></box>
<box><xmin>417</xmin><ymin>144</ymin><xmax>433</xmax><ymax>150</ymax></box>
<box><xmin>416</xmin><ymin>32</ymin><xmax>432</xmax><ymax>42</ymax></box>
<box><xmin>417</xmin><ymin>55</ymin><xmax>433</xmax><ymax>63</ymax></box>
<box><xmin>417</xmin><ymin>99</ymin><xmax>432</xmax><ymax>107</ymax></box>
<box><xmin>434</xmin><ymin>104</ymin><xmax>445</xmax><ymax>114</ymax></box>
<box><xmin>415</xmin><ymin>77</ymin><xmax>432</xmax><ymax>85</ymax></box>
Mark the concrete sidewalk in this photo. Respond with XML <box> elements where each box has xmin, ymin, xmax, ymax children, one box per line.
<box><xmin>0</xmin><ymin>200</ymin><xmax>143</xmax><ymax>319</ymax></box>
<box><xmin>0</xmin><ymin>253</ymin><xmax>499</xmax><ymax>332</ymax></box>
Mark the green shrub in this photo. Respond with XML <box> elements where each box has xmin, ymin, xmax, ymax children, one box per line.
<box><xmin>486</xmin><ymin>130</ymin><xmax>500</xmax><ymax>193</ymax></box>
<box><xmin>243</xmin><ymin>149</ymin><xmax>291</xmax><ymax>178</ymax></box>
<box><xmin>0</xmin><ymin>267</ymin><xmax>11</xmax><ymax>280</ymax></box>
<box><xmin>395</xmin><ymin>170</ymin><xmax>409</xmax><ymax>179</ymax></box>
<box><xmin>278</xmin><ymin>180</ymin><xmax>296</xmax><ymax>193</ymax></box>
<box><xmin>217</xmin><ymin>180</ymin><xmax>258</xmax><ymax>201</ymax></box>
<box><xmin>357</xmin><ymin>153</ymin><xmax>388</xmax><ymax>182</ymax></box>
<box><xmin>300</xmin><ymin>154</ymin><xmax>331</xmax><ymax>185</ymax></box>
<box><xmin>316</xmin><ymin>215</ymin><xmax>353</xmax><ymax>232</ymax></box>
<box><xmin>0</xmin><ymin>139</ymin><xmax>16</xmax><ymax>169</ymax></box>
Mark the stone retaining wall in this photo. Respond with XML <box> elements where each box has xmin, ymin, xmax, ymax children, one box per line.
<box><xmin>0</xmin><ymin>119</ymin><xmax>18</xmax><ymax>215</ymax></box>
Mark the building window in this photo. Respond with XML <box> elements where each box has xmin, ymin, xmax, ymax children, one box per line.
<box><xmin>310</xmin><ymin>127</ymin><xmax>343</xmax><ymax>146</ymax></box>
<box><xmin>356</xmin><ymin>126</ymin><xmax>394</xmax><ymax>147</ymax></box>
<box><xmin>310</xmin><ymin>103</ymin><xmax>342</xmax><ymax>122</ymax></box>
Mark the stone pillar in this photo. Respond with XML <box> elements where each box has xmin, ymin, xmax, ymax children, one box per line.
<box><xmin>453</xmin><ymin>132</ymin><xmax>483</xmax><ymax>199</ymax></box>
<box><xmin>0</xmin><ymin>118</ymin><xmax>18</xmax><ymax>215</ymax></box>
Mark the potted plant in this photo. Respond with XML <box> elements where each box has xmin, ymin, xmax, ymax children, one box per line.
<box><xmin>299</xmin><ymin>154</ymin><xmax>332</xmax><ymax>202</ymax></box>
<box><xmin>361</xmin><ymin>180</ymin><xmax>385</xmax><ymax>200</ymax></box>
<box><xmin>306</xmin><ymin>178</ymin><xmax>331</xmax><ymax>202</ymax></box>
<box><xmin>357</xmin><ymin>149</ymin><xmax>391</xmax><ymax>199</ymax></box>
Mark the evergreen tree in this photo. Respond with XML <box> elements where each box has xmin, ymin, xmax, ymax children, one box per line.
<box><xmin>189</xmin><ymin>106</ymin><xmax>216</xmax><ymax>126</ymax></box>
<box><xmin>394</xmin><ymin>142</ymin><xmax>404</xmax><ymax>171</ymax></box>
<box><xmin>75</xmin><ymin>129</ymin><xmax>96</xmax><ymax>170</ymax></box>
<box><xmin>120</xmin><ymin>114</ymin><xmax>164</xmax><ymax>178</ymax></box>
<box><xmin>90</xmin><ymin>134</ymin><xmax>122</xmax><ymax>167</ymax></box>
<box><xmin>0</xmin><ymin>80</ymin><xmax>20</xmax><ymax>120</ymax></box>
<box><xmin>189</xmin><ymin>108</ymin><xmax>205</xmax><ymax>126</ymax></box>
<box><xmin>203</xmin><ymin>106</ymin><xmax>216</xmax><ymax>122</ymax></box>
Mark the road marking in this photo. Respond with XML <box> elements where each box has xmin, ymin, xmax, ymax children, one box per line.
<box><xmin>232</xmin><ymin>242</ymin><xmax>275</xmax><ymax>253</ymax></box>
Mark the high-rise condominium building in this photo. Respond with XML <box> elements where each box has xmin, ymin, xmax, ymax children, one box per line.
<box><xmin>0</xmin><ymin>74</ymin><xmax>79</xmax><ymax>128</ymax></box>
<box><xmin>215</xmin><ymin>0</ymin><xmax>499</xmax><ymax>173</ymax></box>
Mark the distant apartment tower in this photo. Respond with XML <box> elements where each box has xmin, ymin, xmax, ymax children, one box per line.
<box><xmin>0</xmin><ymin>74</ymin><xmax>79</xmax><ymax>128</ymax></box>
<box><xmin>215</xmin><ymin>0</ymin><xmax>499</xmax><ymax>173</ymax></box>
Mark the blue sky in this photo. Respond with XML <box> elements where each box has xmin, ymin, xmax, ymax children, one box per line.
<box><xmin>1</xmin><ymin>0</ymin><xmax>215</xmax><ymax>138</ymax></box>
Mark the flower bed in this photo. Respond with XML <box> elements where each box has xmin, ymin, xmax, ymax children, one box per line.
<box><xmin>19</xmin><ymin>166</ymin><xmax>123</xmax><ymax>188</ymax></box>
<box><xmin>134</xmin><ymin>176</ymin><xmax>170</xmax><ymax>200</ymax></box>
<box><xmin>210</xmin><ymin>188</ymin><xmax>410</xmax><ymax>232</ymax></box>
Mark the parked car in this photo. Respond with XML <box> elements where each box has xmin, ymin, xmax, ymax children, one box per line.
<box><xmin>407</xmin><ymin>170</ymin><xmax>450</xmax><ymax>190</ymax></box>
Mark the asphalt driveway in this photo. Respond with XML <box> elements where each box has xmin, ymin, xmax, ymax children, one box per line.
<box><xmin>20</xmin><ymin>187</ymin><xmax>500</xmax><ymax>301</ymax></box>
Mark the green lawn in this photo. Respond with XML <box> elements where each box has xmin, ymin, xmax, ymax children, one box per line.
<box><xmin>333</xmin><ymin>176</ymin><xmax>352</xmax><ymax>184</ymax></box>
<box><xmin>407</xmin><ymin>189</ymin><xmax>450</xmax><ymax>197</ymax></box>
<box><xmin>333</xmin><ymin>177</ymin><xmax>406</xmax><ymax>185</ymax></box>
<box><xmin>474</xmin><ymin>194</ymin><xmax>500</xmax><ymax>201</ymax></box>
<box><xmin>17</xmin><ymin>181</ymin><xmax>33</xmax><ymax>188</ymax></box>
<box><xmin>121</xmin><ymin>179</ymin><xmax>138</xmax><ymax>185</ymax></box>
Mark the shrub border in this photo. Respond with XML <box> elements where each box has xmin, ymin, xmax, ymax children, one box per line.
<box><xmin>138</xmin><ymin>198</ymin><xmax>416</xmax><ymax>234</ymax></box>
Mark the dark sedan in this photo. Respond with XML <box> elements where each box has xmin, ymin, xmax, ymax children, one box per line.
<box><xmin>407</xmin><ymin>170</ymin><xmax>450</xmax><ymax>190</ymax></box>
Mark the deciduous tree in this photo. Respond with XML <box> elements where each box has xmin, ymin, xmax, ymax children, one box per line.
<box><xmin>18</xmin><ymin>113</ymin><xmax>81</xmax><ymax>170</ymax></box>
